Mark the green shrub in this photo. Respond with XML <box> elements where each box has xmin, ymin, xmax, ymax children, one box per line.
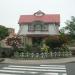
<box><xmin>41</xmin><ymin>44</ymin><xmax>49</xmax><ymax>53</ymax></box>
<box><xmin>0</xmin><ymin>48</ymin><xmax>14</xmax><ymax>57</ymax></box>
<box><xmin>45</xmin><ymin>35</ymin><xmax>69</xmax><ymax>52</ymax></box>
<box><xmin>24</xmin><ymin>44</ymin><xmax>42</xmax><ymax>53</ymax></box>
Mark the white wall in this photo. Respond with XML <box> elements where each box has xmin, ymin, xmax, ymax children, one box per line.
<box><xmin>18</xmin><ymin>24</ymin><xmax>59</xmax><ymax>35</ymax></box>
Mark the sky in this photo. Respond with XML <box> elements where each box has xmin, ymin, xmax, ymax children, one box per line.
<box><xmin>0</xmin><ymin>0</ymin><xmax>75</xmax><ymax>33</ymax></box>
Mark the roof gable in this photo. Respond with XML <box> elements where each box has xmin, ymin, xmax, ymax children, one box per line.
<box><xmin>18</xmin><ymin>11</ymin><xmax>60</xmax><ymax>25</ymax></box>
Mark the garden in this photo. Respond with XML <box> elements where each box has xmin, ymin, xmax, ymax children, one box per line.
<box><xmin>0</xmin><ymin>32</ymin><xmax>72</xmax><ymax>59</ymax></box>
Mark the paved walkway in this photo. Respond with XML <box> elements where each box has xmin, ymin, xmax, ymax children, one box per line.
<box><xmin>0</xmin><ymin>57</ymin><xmax>75</xmax><ymax>64</ymax></box>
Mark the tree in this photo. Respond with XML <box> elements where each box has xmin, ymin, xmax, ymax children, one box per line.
<box><xmin>45</xmin><ymin>35</ymin><xmax>68</xmax><ymax>52</ymax></box>
<box><xmin>6</xmin><ymin>37</ymin><xmax>21</xmax><ymax>52</ymax></box>
<box><xmin>65</xmin><ymin>16</ymin><xmax>75</xmax><ymax>39</ymax></box>
<box><xmin>60</xmin><ymin>27</ymin><xmax>66</xmax><ymax>34</ymax></box>
<box><xmin>0</xmin><ymin>25</ymin><xmax>9</xmax><ymax>40</ymax></box>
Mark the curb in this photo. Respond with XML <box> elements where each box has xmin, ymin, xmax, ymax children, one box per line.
<box><xmin>66</xmin><ymin>61</ymin><xmax>75</xmax><ymax>63</ymax></box>
<box><xmin>0</xmin><ymin>58</ymin><xmax>4</xmax><ymax>62</ymax></box>
<box><xmin>1</xmin><ymin>58</ymin><xmax>75</xmax><ymax>64</ymax></box>
<box><xmin>0</xmin><ymin>57</ymin><xmax>75</xmax><ymax>65</ymax></box>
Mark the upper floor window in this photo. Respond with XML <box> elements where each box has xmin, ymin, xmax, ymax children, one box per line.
<box><xmin>28</xmin><ymin>25</ymin><xmax>34</xmax><ymax>31</ymax></box>
<box><xmin>34</xmin><ymin>24</ymin><xmax>41</xmax><ymax>31</ymax></box>
<box><xmin>42</xmin><ymin>24</ymin><xmax>48</xmax><ymax>31</ymax></box>
<box><xmin>28</xmin><ymin>21</ymin><xmax>49</xmax><ymax>31</ymax></box>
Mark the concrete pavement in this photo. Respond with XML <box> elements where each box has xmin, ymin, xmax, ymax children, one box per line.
<box><xmin>0</xmin><ymin>57</ymin><xmax>75</xmax><ymax>64</ymax></box>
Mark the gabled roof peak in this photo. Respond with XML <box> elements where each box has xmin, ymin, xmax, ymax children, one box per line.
<box><xmin>34</xmin><ymin>10</ymin><xmax>45</xmax><ymax>16</ymax></box>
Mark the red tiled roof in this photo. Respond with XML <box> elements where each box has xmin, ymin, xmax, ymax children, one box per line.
<box><xmin>18</xmin><ymin>14</ymin><xmax>60</xmax><ymax>25</ymax></box>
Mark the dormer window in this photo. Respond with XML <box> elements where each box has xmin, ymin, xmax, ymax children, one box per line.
<box><xmin>34</xmin><ymin>10</ymin><xmax>45</xmax><ymax>16</ymax></box>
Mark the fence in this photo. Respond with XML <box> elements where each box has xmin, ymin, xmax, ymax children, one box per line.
<box><xmin>14</xmin><ymin>51</ymin><xmax>72</xmax><ymax>59</ymax></box>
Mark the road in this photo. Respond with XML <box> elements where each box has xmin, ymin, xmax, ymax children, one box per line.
<box><xmin>0</xmin><ymin>63</ymin><xmax>75</xmax><ymax>75</ymax></box>
<box><xmin>66</xmin><ymin>62</ymin><xmax>75</xmax><ymax>75</ymax></box>
<box><xmin>0</xmin><ymin>63</ymin><xmax>68</xmax><ymax>75</ymax></box>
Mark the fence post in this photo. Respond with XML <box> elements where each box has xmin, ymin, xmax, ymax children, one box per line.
<box><xmin>50</xmin><ymin>52</ymin><xmax>53</xmax><ymax>58</ymax></box>
<box><xmin>41</xmin><ymin>52</ymin><xmax>44</xmax><ymax>58</ymax></box>
<box><xmin>69</xmin><ymin>51</ymin><xmax>72</xmax><ymax>56</ymax></box>
<box><xmin>21</xmin><ymin>52</ymin><xmax>24</xmax><ymax>58</ymax></box>
<box><xmin>66</xmin><ymin>51</ymin><xmax>68</xmax><ymax>57</ymax></box>
<box><xmin>44</xmin><ymin>52</ymin><xmax>47</xmax><ymax>58</ymax></box>
<box><xmin>62</xmin><ymin>52</ymin><xmax>65</xmax><ymax>57</ymax></box>
<box><xmin>58</xmin><ymin>51</ymin><xmax>61</xmax><ymax>57</ymax></box>
<box><xmin>65</xmin><ymin>51</ymin><xmax>67</xmax><ymax>57</ymax></box>
<box><xmin>31</xmin><ymin>53</ymin><xmax>34</xmax><ymax>58</ymax></box>
<box><xmin>54</xmin><ymin>52</ymin><xmax>56</xmax><ymax>58</ymax></box>
<box><xmin>36</xmin><ymin>53</ymin><xmax>39</xmax><ymax>58</ymax></box>
<box><xmin>26</xmin><ymin>52</ymin><xmax>29</xmax><ymax>58</ymax></box>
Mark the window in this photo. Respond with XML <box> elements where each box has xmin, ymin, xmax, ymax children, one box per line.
<box><xmin>28</xmin><ymin>22</ymin><xmax>49</xmax><ymax>31</ymax></box>
<box><xmin>34</xmin><ymin>24</ymin><xmax>41</xmax><ymax>31</ymax></box>
<box><xmin>28</xmin><ymin>25</ymin><xmax>34</xmax><ymax>31</ymax></box>
<box><xmin>42</xmin><ymin>25</ymin><xmax>48</xmax><ymax>31</ymax></box>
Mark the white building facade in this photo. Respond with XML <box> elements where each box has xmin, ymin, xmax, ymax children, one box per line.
<box><xmin>18</xmin><ymin>11</ymin><xmax>60</xmax><ymax>46</ymax></box>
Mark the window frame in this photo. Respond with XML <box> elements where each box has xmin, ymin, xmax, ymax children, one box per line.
<box><xmin>28</xmin><ymin>24</ymin><xmax>34</xmax><ymax>32</ymax></box>
<box><xmin>28</xmin><ymin>22</ymin><xmax>49</xmax><ymax>32</ymax></box>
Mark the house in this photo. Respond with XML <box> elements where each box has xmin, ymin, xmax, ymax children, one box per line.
<box><xmin>18</xmin><ymin>10</ymin><xmax>60</xmax><ymax>46</ymax></box>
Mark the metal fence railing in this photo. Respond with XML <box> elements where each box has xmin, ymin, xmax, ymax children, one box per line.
<box><xmin>14</xmin><ymin>51</ymin><xmax>72</xmax><ymax>59</ymax></box>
